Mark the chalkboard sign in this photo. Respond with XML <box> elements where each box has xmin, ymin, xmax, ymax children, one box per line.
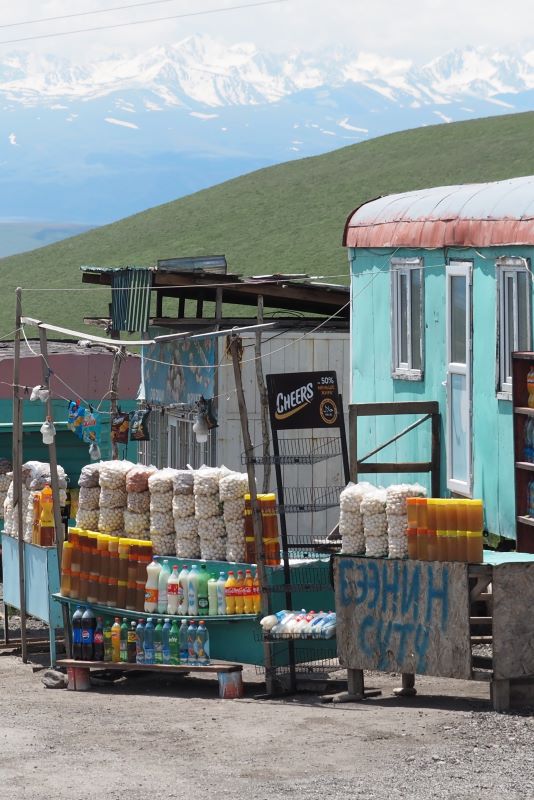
<box><xmin>266</xmin><ymin>371</ymin><xmax>341</xmax><ymax>431</ymax></box>
<box><xmin>334</xmin><ymin>557</ymin><xmax>471</xmax><ymax>679</ymax></box>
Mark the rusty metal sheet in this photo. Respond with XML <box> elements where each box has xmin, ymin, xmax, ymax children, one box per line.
<box><xmin>344</xmin><ymin>176</ymin><xmax>534</xmax><ymax>248</ymax></box>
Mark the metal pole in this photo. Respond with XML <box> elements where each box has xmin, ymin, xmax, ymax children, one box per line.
<box><xmin>109</xmin><ymin>346</ymin><xmax>125</xmax><ymax>460</ymax></box>
<box><xmin>12</xmin><ymin>288</ymin><xmax>27</xmax><ymax>663</ymax></box>
<box><xmin>38</xmin><ymin>327</ymin><xmax>71</xmax><ymax>658</ymax></box>
<box><xmin>229</xmin><ymin>334</ymin><xmax>274</xmax><ymax>693</ymax></box>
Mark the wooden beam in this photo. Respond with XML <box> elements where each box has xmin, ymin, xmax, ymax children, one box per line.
<box><xmin>12</xmin><ymin>288</ymin><xmax>27</xmax><ymax>663</ymax></box>
<box><xmin>357</xmin><ymin>462</ymin><xmax>432</xmax><ymax>474</ymax></box>
<box><xmin>353</xmin><ymin>401</ymin><xmax>440</xmax><ymax>416</ymax></box>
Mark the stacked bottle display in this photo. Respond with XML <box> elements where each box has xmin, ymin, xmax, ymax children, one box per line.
<box><xmin>71</xmin><ymin>605</ymin><xmax>211</xmax><ymax>666</ymax></box>
<box><xmin>145</xmin><ymin>560</ymin><xmax>261</xmax><ymax>617</ymax></box>
<box><xmin>406</xmin><ymin>497</ymin><xmax>484</xmax><ymax>563</ymax></box>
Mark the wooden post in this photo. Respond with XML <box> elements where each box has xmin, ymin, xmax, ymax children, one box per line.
<box><xmin>229</xmin><ymin>334</ymin><xmax>274</xmax><ymax>693</ymax></box>
<box><xmin>12</xmin><ymin>288</ymin><xmax>27</xmax><ymax>663</ymax></box>
<box><xmin>109</xmin><ymin>346</ymin><xmax>126</xmax><ymax>460</ymax></box>
<box><xmin>254</xmin><ymin>296</ymin><xmax>271</xmax><ymax>493</ymax></box>
<box><xmin>349</xmin><ymin>404</ymin><xmax>358</xmax><ymax>482</ymax></box>
<box><xmin>431</xmin><ymin>409</ymin><xmax>441</xmax><ymax>498</ymax></box>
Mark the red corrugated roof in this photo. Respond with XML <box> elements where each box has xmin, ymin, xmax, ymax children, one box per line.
<box><xmin>343</xmin><ymin>176</ymin><xmax>534</xmax><ymax>248</ymax></box>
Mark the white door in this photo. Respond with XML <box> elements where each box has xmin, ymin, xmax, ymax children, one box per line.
<box><xmin>446</xmin><ymin>261</ymin><xmax>472</xmax><ymax>496</ymax></box>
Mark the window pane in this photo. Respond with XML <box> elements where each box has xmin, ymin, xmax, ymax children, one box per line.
<box><xmin>517</xmin><ymin>271</ymin><xmax>530</xmax><ymax>351</ymax></box>
<box><xmin>451</xmin><ymin>372</ymin><xmax>468</xmax><ymax>483</ymax></box>
<box><xmin>506</xmin><ymin>274</ymin><xmax>514</xmax><ymax>382</ymax></box>
<box><xmin>410</xmin><ymin>269</ymin><xmax>422</xmax><ymax>371</ymax></box>
<box><xmin>400</xmin><ymin>272</ymin><xmax>408</xmax><ymax>364</ymax></box>
<box><xmin>450</xmin><ymin>275</ymin><xmax>466</xmax><ymax>364</ymax></box>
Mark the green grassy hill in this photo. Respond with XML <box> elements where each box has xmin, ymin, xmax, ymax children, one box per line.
<box><xmin>3</xmin><ymin>111</ymin><xmax>534</xmax><ymax>334</ymax></box>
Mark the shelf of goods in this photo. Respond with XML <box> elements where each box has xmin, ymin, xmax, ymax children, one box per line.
<box><xmin>333</xmin><ymin>550</ymin><xmax>534</xmax><ymax>712</ymax></box>
<box><xmin>512</xmin><ymin>352</ymin><xmax>534</xmax><ymax>552</ymax></box>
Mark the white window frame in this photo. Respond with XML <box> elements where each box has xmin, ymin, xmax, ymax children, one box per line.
<box><xmin>391</xmin><ymin>257</ymin><xmax>424</xmax><ymax>380</ymax></box>
<box><xmin>496</xmin><ymin>257</ymin><xmax>532</xmax><ymax>399</ymax></box>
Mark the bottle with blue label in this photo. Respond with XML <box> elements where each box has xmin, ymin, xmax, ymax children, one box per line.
<box><xmin>216</xmin><ymin>572</ymin><xmax>226</xmax><ymax>615</ymax></box>
<box><xmin>162</xmin><ymin>618</ymin><xmax>171</xmax><ymax>664</ymax></box>
<box><xmin>195</xmin><ymin>621</ymin><xmax>210</xmax><ymax>665</ymax></box>
<box><xmin>179</xmin><ymin>619</ymin><xmax>189</xmax><ymax>663</ymax></box>
<box><xmin>144</xmin><ymin>618</ymin><xmax>155</xmax><ymax>664</ymax></box>
<box><xmin>154</xmin><ymin>619</ymin><xmax>163</xmax><ymax>664</ymax></box>
<box><xmin>188</xmin><ymin>564</ymin><xmax>200</xmax><ymax>616</ymax></box>
<box><xmin>135</xmin><ymin>619</ymin><xmax>145</xmax><ymax>664</ymax></box>
<box><xmin>72</xmin><ymin>606</ymin><xmax>84</xmax><ymax>660</ymax></box>
<box><xmin>187</xmin><ymin>621</ymin><xmax>198</xmax><ymax>665</ymax></box>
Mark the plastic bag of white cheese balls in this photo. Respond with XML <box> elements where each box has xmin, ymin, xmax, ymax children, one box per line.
<box><xmin>172</xmin><ymin>469</ymin><xmax>194</xmax><ymax>496</ymax></box>
<box><xmin>0</xmin><ymin>474</ymin><xmax>11</xmax><ymax>492</ymax></box>
<box><xmin>99</xmin><ymin>488</ymin><xmax>127</xmax><ymax>509</ymax></box>
<box><xmin>365</xmin><ymin>534</ymin><xmax>388</xmax><ymax>558</ymax></box>
<box><xmin>223</xmin><ymin>497</ymin><xmax>245</xmax><ymax>522</ymax></box>
<box><xmin>193</xmin><ymin>466</ymin><xmax>221</xmax><ymax>496</ymax></box>
<box><xmin>198</xmin><ymin>517</ymin><xmax>226</xmax><ymax>560</ymax></box>
<box><xmin>176</xmin><ymin>532</ymin><xmax>200</xmax><ymax>559</ymax></box>
<box><xmin>194</xmin><ymin>493</ymin><xmax>222</xmax><ymax>519</ymax></box>
<box><xmin>79</xmin><ymin>463</ymin><xmax>100</xmax><ymax>488</ymax></box>
<box><xmin>149</xmin><ymin>490</ymin><xmax>173</xmax><ymax>515</ymax></box>
<box><xmin>151</xmin><ymin>510</ymin><xmax>175</xmax><ymax>535</ymax></box>
<box><xmin>174</xmin><ymin>516</ymin><xmax>198</xmax><ymax>538</ymax></box>
<box><xmin>386</xmin><ymin>483</ymin><xmax>427</xmax><ymax>517</ymax></box>
<box><xmin>362</xmin><ymin>490</ymin><xmax>388</xmax><ymax>557</ymax></box>
<box><xmin>151</xmin><ymin>531</ymin><xmax>176</xmax><ymax>556</ymax></box>
<box><xmin>388</xmin><ymin>515</ymin><xmax>408</xmax><ymax>558</ymax></box>
<box><xmin>127</xmin><ymin>490</ymin><xmax>150</xmax><ymax>514</ymax></box>
<box><xmin>219</xmin><ymin>472</ymin><xmax>249</xmax><ymax>502</ymax></box>
<box><xmin>172</xmin><ymin>494</ymin><xmax>195</xmax><ymax>518</ymax></box>
<box><xmin>339</xmin><ymin>481</ymin><xmax>376</xmax><ymax>512</ymax></box>
<box><xmin>99</xmin><ymin>460</ymin><xmax>134</xmax><ymax>489</ymax></box>
<box><xmin>98</xmin><ymin>507</ymin><xmax>124</xmax><ymax>533</ymax></box>
<box><xmin>360</xmin><ymin>489</ymin><xmax>387</xmax><ymax>516</ymax></box>
<box><xmin>76</xmin><ymin>507</ymin><xmax>100</xmax><ymax>530</ymax></box>
<box><xmin>126</xmin><ymin>464</ymin><xmax>156</xmax><ymax>493</ymax></box>
<box><xmin>225</xmin><ymin>518</ymin><xmax>246</xmax><ymax>562</ymax></box>
<box><xmin>124</xmin><ymin>510</ymin><xmax>150</xmax><ymax>536</ymax></box>
<box><xmin>339</xmin><ymin>510</ymin><xmax>365</xmax><ymax>554</ymax></box>
<box><xmin>148</xmin><ymin>468</ymin><xmax>179</xmax><ymax>494</ymax></box>
<box><xmin>78</xmin><ymin>486</ymin><xmax>100</xmax><ymax>510</ymax></box>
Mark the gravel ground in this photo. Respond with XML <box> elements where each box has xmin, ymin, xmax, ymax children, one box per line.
<box><xmin>0</xmin><ymin>655</ymin><xmax>533</xmax><ymax>800</ymax></box>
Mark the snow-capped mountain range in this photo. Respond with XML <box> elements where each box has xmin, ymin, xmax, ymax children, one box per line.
<box><xmin>1</xmin><ymin>36</ymin><xmax>534</xmax><ymax>230</ymax></box>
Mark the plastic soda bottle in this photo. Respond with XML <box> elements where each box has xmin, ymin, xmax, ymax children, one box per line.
<box><xmin>162</xmin><ymin>618</ymin><xmax>171</xmax><ymax>664</ymax></box>
<box><xmin>187</xmin><ymin>621</ymin><xmax>198</xmax><ymax>665</ymax></box>
<box><xmin>179</xmin><ymin>619</ymin><xmax>188</xmax><ymax>663</ymax></box>
<box><xmin>81</xmin><ymin>607</ymin><xmax>96</xmax><ymax>660</ymax></box>
<box><xmin>72</xmin><ymin>605</ymin><xmax>83</xmax><ymax>660</ymax></box>
<box><xmin>136</xmin><ymin>619</ymin><xmax>145</xmax><ymax>664</ymax></box>
<box><xmin>93</xmin><ymin>617</ymin><xmax>105</xmax><ymax>661</ymax></box>
<box><xmin>127</xmin><ymin>621</ymin><xmax>137</xmax><ymax>663</ymax></box>
<box><xmin>243</xmin><ymin>569</ymin><xmax>254</xmax><ymax>614</ymax></box>
<box><xmin>195</xmin><ymin>621</ymin><xmax>210</xmax><ymax>665</ymax></box>
<box><xmin>111</xmin><ymin>617</ymin><xmax>121</xmax><ymax>662</ymax></box>
<box><xmin>157</xmin><ymin>560</ymin><xmax>171</xmax><ymax>614</ymax></box>
<box><xmin>144</xmin><ymin>618</ymin><xmax>155</xmax><ymax>664</ymax></box>
<box><xmin>144</xmin><ymin>559</ymin><xmax>161</xmax><ymax>613</ymax></box>
<box><xmin>120</xmin><ymin>618</ymin><xmax>129</xmax><ymax>663</ymax></box>
<box><xmin>39</xmin><ymin>484</ymin><xmax>55</xmax><ymax>547</ymax></box>
<box><xmin>197</xmin><ymin>564</ymin><xmax>209</xmax><ymax>616</ymax></box>
<box><xmin>253</xmin><ymin>571</ymin><xmax>261</xmax><ymax>614</ymax></box>
<box><xmin>167</xmin><ymin>566</ymin><xmax>181</xmax><ymax>615</ymax></box>
<box><xmin>208</xmin><ymin>574</ymin><xmax>218</xmax><ymax>616</ymax></box>
<box><xmin>103</xmin><ymin>618</ymin><xmax>113</xmax><ymax>662</ymax></box>
<box><xmin>216</xmin><ymin>572</ymin><xmax>227</xmax><ymax>615</ymax></box>
<box><xmin>154</xmin><ymin>619</ymin><xmax>163</xmax><ymax>664</ymax></box>
<box><xmin>225</xmin><ymin>570</ymin><xmax>237</xmax><ymax>615</ymax></box>
<box><xmin>177</xmin><ymin>565</ymin><xmax>189</xmax><ymax>615</ymax></box>
<box><xmin>188</xmin><ymin>564</ymin><xmax>200</xmax><ymax>616</ymax></box>
<box><xmin>234</xmin><ymin>570</ymin><xmax>245</xmax><ymax>615</ymax></box>
<box><xmin>169</xmin><ymin>620</ymin><xmax>180</xmax><ymax>665</ymax></box>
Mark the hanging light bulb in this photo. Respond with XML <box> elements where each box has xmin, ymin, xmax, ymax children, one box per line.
<box><xmin>40</xmin><ymin>418</ymin><xmax>56</xmax><ymax>445</ymax></box>
<box><xmin>193</xmin><ymin>412</ymin><xmax>209</xmax><ymax>444</ymax></box>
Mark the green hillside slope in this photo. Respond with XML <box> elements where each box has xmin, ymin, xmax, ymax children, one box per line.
<box><xmin>2</xmin><ymin>111</ymin><xmax>534</xmax><ymax>334</ymax></box>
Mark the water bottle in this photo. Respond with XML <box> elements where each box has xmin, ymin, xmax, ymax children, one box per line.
<box><xmin>188</xmin><ymin>564</ymin><xmax>200</xmax><ymax>616</ymax></box>
<box><xmin>162</xmin><ymin>619</ymin><xmax>171</xmax><ymax>664</ymax></box>
<box><xmin>81</xmin><ymin>607</ymin><xmax>96</xmax><ymax>660</ymax></box>
<box><xmin>72</xmin><ymin>605</ymin><xmax>84</xmax><ymax>660</ymax></box>
<box><xmin>135</xmin><ymin>619</ymin><xmax>145</xmax><ymax>664</ymax></box>
<box><xmin>216</xmin><ymin>571</ymin><xmax>227</xmax><ymax>615</ymax></box>
<box><xmin>144</xmin><ymin>618</ymin><xmax>155</xmax><ymax>664</ymax></box>
<box><xmin>154</xmin><ymin>619</ymin><xmax>163</xmax><ymax>664</ymax></box>
<box><xmin>187</xmin><ymin>621</ymin><xmax>198</xmax><ymax>665</ymax></box>
<box><xmin>195</xmin><ymin>621</ymin><xmax>210</xmax><ymax>665</ymax></box>
<box><xmin>179</xmin><ymin>619</ymin><xmax>189</xmax><ymax>663</ymax></box>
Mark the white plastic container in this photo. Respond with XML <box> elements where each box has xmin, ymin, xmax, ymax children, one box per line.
<box><xmin>167</xmin><ymin>565</ymin><xmax>181</xmax><ymax>615</ymax></box>
<box><xmin>216</xmin><ymin>571</ymin><xmax>227</xmax><ymax>615</ymax></box>
<box><xmin>187</xmin><ymin>564</ymin><xmax>200</xmax><ymax>616</ymax></box>
<box><xmin>157</xmin><ymin>560</ymin><xmax>171</xmax><ymax>615</ymax></box>
<box><xmin>144</xmin><ymin>560</ymin><xmax>161</xmax><ymax>613</ymax></box>
<box><xmin>208</xmin><ymin>577</ymin><xmax>218</xmax><ymax>616</ymax></box>
<box><xmin>177</xmin><ymin>565</ymin><xmax>189</xmax><ymax>615</ymax></box>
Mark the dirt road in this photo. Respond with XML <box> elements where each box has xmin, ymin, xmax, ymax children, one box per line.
<box><xmin>0</xmin><ymin>656</ymin><xmax>533</xmax><ymax>800</ymax></box>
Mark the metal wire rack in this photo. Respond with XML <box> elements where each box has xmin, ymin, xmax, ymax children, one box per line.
<box><xmin>276</xmin><ymin>485</ymin><xmax>343</xmax><ymax>514</ymax></box>
<box><xmin>255</xmin><ymin>638</ymin><xmax>341</xmax><ymax>676</ymax></box>
<box><xmin>242</xmin><ymin>436</ymin><xmax>343</xmax><ymax>466</ymax></box>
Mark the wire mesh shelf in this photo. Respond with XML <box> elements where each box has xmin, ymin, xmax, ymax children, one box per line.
<box><xmin>255</xmin><ymin>631</ymin><xmax>336</xmax><ymax>642</ymax></box>
<box><xmin>255</xmin><ymin>638</ymin><xmax>341</xmax><ymax>675</ymax></box>
<box><xmin>277</xmin><ymin>485</ymin><xmax>343</xmax><ymax>514</ymax></box>
<box><xmin>242</xmin><ymin>436</ymin><xmax>343</xmax><ymax>466</ymax></box>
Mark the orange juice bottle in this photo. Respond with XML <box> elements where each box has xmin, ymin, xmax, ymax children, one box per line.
<box><xmin>243</xmin><ymin>569</ymin><xmax>254</xmax><ymax>614</ymax></box>
<box><xmin>225</xmin><ymin>570</ymin><xmax>237</xmax><ymax>615</ymax></box>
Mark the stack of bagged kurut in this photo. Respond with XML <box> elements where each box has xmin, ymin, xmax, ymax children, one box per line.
<box><xmin>172</xmin><ymin>469</ymin><xmax>199</xmax><ymax>558</ymax></box>
<box><xmin>124</xmin><ymin>464</ymin><xmax>155</xmax><ymax>539</ymax></box>
<box><xmin>194</xmin><ymin>466</ymin><xmax>226</xmax><ymax>560</ymax></box>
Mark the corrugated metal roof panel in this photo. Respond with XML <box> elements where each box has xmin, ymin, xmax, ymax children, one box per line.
<box><xmin>344</xmin><ymin>175</ymin><xmax>534</xmax><ymax>248</ymax></box>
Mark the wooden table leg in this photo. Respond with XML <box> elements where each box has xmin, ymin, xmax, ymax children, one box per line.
<box><xmin>2</xmin><ymin>602</ymin><xmax>8</xmax><ymax>645</ymax></box>
<box><xmin>322</xmin><ymin>667</ymin><xmax>381</xmax><ymax>704</ymax></box>
<box><xmin>393</xmin><ymin>673</ymin><xmax>417</xmax><ymax>697</ymax></box>
<box><xmin>491</xmin><ymin>679</ymin><xmax>510</xmax><ymax>713</ymax></box>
